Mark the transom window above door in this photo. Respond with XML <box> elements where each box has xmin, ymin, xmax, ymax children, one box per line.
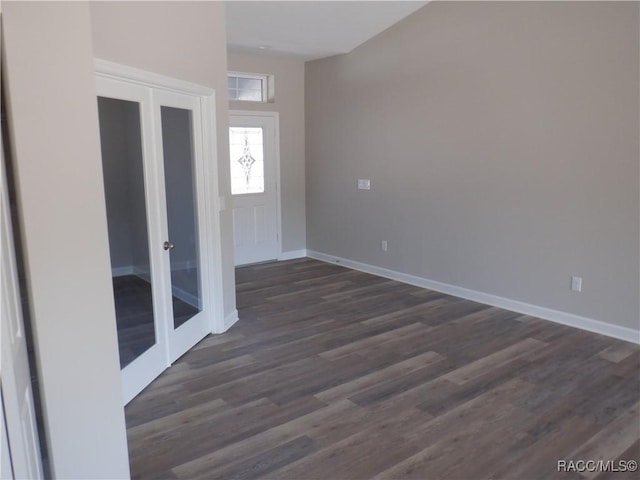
<box><xmin>227</xmin><ymin>73</ymin><xmax>267</xmax><ymax>102</ymax></box>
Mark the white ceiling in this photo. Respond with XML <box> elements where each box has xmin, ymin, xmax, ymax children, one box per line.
<box><xmin>226</xmin><ymin>1</ymin><xmax>429</xmax><ymax>61</ymax></box>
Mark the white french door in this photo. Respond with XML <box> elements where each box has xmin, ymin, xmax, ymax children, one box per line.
<box><xmin>229</xmin><ymin>112</ymin><xmax>280</xmax><ymax>266</ymax></box>
<box><xmin>96</xmin><ymin>63</ymin><xmax>221</xmax><ymax>404</ymax></box>
<box><xmin>153</xmin><ymin>90</ymin><xmax>214</xmax><ymax>362</ymax></box>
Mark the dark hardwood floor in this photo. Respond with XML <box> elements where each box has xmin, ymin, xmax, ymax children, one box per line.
<box><xmin>125</xmin><ymin>258</ymin><xmax>639</xmax><ymax>479</ymax></box>
<box><xmin>113</xmin><ymin>275</ymin><xmax>156</xmax><ymax>368</ymax></box>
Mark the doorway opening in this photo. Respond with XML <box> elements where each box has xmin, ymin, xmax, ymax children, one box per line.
<box><xmin>95</xmin><ymin>60</ymin><xmax>224</xmax><ymax>404</ymax></box>
<box><xmin>229</xmin><ymin>111</ymin><xmax>281</xmax><ymax>266</ymax></box>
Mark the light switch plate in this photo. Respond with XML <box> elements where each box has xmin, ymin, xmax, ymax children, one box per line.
<box><xmin>358</xmin><ymin>179</ymin><xmax>371</xmax><ymax>190</ymax></box>
<box><xmin>571</xmin><ymin>276</ymin><xmax>582</xmax><ymax>292</ymax></box>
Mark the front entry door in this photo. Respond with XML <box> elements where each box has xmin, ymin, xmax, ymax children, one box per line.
<box><xmin>229</xmin><ymin>113</ymin><xmax>280</xmax><ymax>266</ymax></box>
<box><xmin>96</xmin><ymin>67</ymin><xmax>219</xmax><ymax>404</ymax></box>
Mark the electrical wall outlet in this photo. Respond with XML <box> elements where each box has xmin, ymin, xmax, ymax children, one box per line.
<box><xmin>381</xmin><ymin>240</ymin><xmax>388</xmax><ymax>252</ymax></box>
<box><xmin>571</xmin><ymin>276</ymin><xmax>582</xmax><ymax>292</ymax></box>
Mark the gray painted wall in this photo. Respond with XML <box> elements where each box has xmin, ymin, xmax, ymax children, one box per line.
<box><xmin>98</xmin><ymin>97</ymin><xmax>149</xmax><ymax>273</ymax></box>
<box><xmin>228</xmin><ymin>53</ymin><xmax>306</xmax><ymax>253</ymax></box>
<box><xmin>306</xmin><ymin>1</ymin><xmax>639</xmax><ymax>330</ymax></box>
<box><xmin>129</xmin><ymin>104</ymin><xmax>150</xmax><ymax>275</ymax></box>
<box><xmin>98</xmin><ymin>98</ymin><xmax>133</xmax><ymax>269</ymax></box>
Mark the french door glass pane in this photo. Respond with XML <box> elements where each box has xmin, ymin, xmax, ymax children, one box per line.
<box><xmin>97</xmin><ymin>97</ymin><xmax>156</xmax><ymax>369</ymax></box>
<box><xmin>160</xmin><ymin>106</ymin><xmax>202</xmax><ymax>329</ymax></box>
<box><xmin>229</xmin><ymin>127</ymin><xmax>264</xmax><ymax>195</ymax></box>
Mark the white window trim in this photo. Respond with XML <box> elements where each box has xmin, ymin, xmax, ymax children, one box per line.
<box><xmin>228</xmin><ymin>72</ymin><xmax>269</xmax><ymax>103</ymax></box>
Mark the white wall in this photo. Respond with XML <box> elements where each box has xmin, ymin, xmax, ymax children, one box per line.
<box><xmin>306</xmin><ymin>2</ymin><xmax>640</xmax><ymax>332</ymax></box>
<box><xmin>98</xmin><ymin>97</ymin><xmax>145</xmax><ymax>272</ymax></box>
<box><xmin>2</xmin><ymin>1</ymin><xmax>237</xmax><ymax>476</ymax></box>
<box><xmin>2</xmin><ymin>2</ymin><xmax>130</xmax><ymax>477</ymax></box>
<box><xmin>228</xmin><ymin>53</ymin><xmax>306</xmax><ymax>254</ymax></box>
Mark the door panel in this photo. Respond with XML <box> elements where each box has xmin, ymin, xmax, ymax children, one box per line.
<box><xmin>154</xmin><ymin>90</ymin><xmax>211</xmax><ymax>363</ymax></box>
<box><xmin>229</xmin><ymin>114</ymin><xmax>279</xmax><ymax>266</ymax></box>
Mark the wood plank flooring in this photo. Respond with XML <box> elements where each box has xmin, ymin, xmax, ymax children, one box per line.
<box><xmin>125</xmin><ymin>258</ymin><xmax>640</xmax><ymax>480</ymax></box>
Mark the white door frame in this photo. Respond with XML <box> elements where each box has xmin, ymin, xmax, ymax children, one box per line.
<box><xmin>95</xmin><ymin>60</ymin><xmax>225</xmax><ymax>403</ymax></box>
<box><xmin>1</xmin><ymin>121</ymin><xmax>44</xmax><ymax>478</ymax></box>
<box><xmin>1</xmin><ymin>400</ymin><xmax>14</xmax><ymax>479</ymax></box>
<box><xmin>229</xmin><ymin>110</ymin><xmax>282</xmax><ymax>261</ymax></box>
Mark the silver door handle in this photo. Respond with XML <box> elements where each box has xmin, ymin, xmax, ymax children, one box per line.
<box><xmin>163</xmin><ymin>241</ymin><xmax>175</xmax><ymax>251</ymax></box>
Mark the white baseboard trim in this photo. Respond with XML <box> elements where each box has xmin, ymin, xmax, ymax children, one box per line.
<box><xmin>307</xmin><ymin>250</ymin><xmax>640</xmax><ymax>344</ymax></box>
<box><xmin>223</xmin><ymin>309</ymin><xmax>239</xmax><ymax>331</ymax></box>
<box><xmin>117</xmin><ymin>264</ymin><xmax>199</xmax><ymax>308</ymax></box>
<box><xmin>114</xmin><ymin>263</ymin><xmax>196</xmax><ymax>278</ymax></box>
<box><xmin>172</xmin><ymin>286</ymin><xmax>199</xmax><ymax>309</ymax></box>
<box><xmin>111</xmin><ymin>266</ymin><xmax>134</xmax><ymax>277</ymax></box>
<box><xmin>132</xmin><ymin>266</ymin><xmax>151</xmax><ymax>283</ymax></box>
<box><xmin>278</xmin><ymin>249</ymin><xmax>308</xmax><ymax>261</ymax></box>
